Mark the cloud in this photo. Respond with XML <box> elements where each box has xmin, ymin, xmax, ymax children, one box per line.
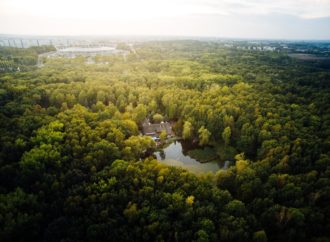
<box><xmin>1</xmin><ymin>0</ymin><xmax>330</xmax><ymax>19</ymax></box>
<box><xmin>185</xmin><ymin>0</ymin><xmax>330</xmax><ymax>18</ymax></box>
<box><xmin>0</xmin><ymin>0</ymin><xmax>329</xmax><ymax>38</ymax></box>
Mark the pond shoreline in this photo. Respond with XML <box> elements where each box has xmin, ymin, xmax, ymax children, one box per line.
<box><xmin>153</xmin><ymin>139</ymin><xmax>227</xmax><ymax>173</ymax></box>
<box><xmin>155</xmin><ymin>138</ymin><xmax>221</xmax><ymax>163</ymax></box>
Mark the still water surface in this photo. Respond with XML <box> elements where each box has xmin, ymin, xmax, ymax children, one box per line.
<box><xmin>154</xmin><ymin>140</ymin><xmax>229</xmax><ymax>173</ymax></box>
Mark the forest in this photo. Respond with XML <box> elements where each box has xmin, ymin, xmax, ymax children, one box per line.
<box><xmin>0</xmin><ymin>40</ymin><xmax>330</xmax><ymax>242</ymax></box>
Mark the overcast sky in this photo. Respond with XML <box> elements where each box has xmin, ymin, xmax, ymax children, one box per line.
<box><xmin>0</xmin><ymin>0</ymin><xmax>329</xmax><ymax>39</ymax></box>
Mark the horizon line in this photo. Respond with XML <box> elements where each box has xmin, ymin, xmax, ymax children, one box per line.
<box><xmin>1</xmin><ymin>33</ymin><xmax>330</xmax><ymax>42</ymax></box>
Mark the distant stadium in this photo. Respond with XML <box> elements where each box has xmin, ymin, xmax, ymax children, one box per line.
<box><xmin>55</xmin><ymin>46</ymin><xmax>122</xmax><ymax>57</ymax></box>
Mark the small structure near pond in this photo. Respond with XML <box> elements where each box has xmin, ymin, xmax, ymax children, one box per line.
<box><xmin>142</xmin><ymin>119</ymin><xmax>173</xmax><ymax>137</ymax></box>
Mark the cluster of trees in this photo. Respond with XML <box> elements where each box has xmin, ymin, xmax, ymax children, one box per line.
<box><xmin>0</xmin><ymin>41</ymin><xmax>329</xmax><ymax>241</ymax></box>
<box><xmin>0</xmin><ymin>45</ymin><xmax>55</xmax><ymax>72</ymax></box>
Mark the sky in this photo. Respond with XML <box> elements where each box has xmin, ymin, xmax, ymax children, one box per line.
<box><xmin>0</xmin><ymin>0</ymin><xmax>329</xmax><ymax>39</ymax></box>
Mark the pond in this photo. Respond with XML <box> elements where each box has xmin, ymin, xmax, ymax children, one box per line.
<box><xmin>154</xmin><ymin>140</ymin><xmax>230</xmax><ymax>174</ymax></box>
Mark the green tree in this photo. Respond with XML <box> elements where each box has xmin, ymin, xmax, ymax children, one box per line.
<box><xmin>222</xmin><ymin>126</ymin><xmax>231</xmax><ymax>146</ymax></box>
<box><xmin>159</xmin><ymin>130</ymin><xmax>167</xmax><ymax>143</ymax></box>
<box><xmin>182</xmin><ymin>121</ymin><xmax>193</xmax><ymax>140</ymax></box>
<box><xmin>133</xmin><ymin>104</ymin><xmax>147</xmax><ymax>123</ymax></box>
<box><xmin>0</xmin><ymin>188</ymin><xmax>41</xmax><ymax>241</ymax></box>
<box><xmin>198</xmin><ymin>126</ymin><xmax>211</xmax><ymax>145</ymax></box>
<box><xmin>152</xmin><ymin>113</ymin><xmax>164</xmax><ymax>123</ymax></box>
<box><xmin>253</xmin><ymin>230</ymin><xmax>268</xmax><ymax>242</ymax></box>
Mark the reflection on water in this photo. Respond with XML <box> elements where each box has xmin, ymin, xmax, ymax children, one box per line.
<box><xmin>154</xmin><ymin>140</ymin><xmax>228</xmax><ymax>173</ymax></box>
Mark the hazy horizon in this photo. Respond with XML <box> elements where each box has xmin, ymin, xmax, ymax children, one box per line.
<box><xmin>1</xmin><ymin>33</ymin><xmax>330</xmax><ymax>42</ymax></box>
<box><xmin>1</xmin><ymin>0</ymin><xmax>330</xmax><ymax>40</ymax></box>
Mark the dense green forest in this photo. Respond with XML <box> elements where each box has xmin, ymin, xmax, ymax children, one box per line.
<box><xmin>0</xmin><ymin>41</ymin><xmax>330</xmax><ymax>242</ymax></box>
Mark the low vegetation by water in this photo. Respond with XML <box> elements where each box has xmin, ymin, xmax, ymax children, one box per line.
<box><xmin>187</xmin><ymin>146</ymin><xmax>218</xmax><ymax>163</ymax></box>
